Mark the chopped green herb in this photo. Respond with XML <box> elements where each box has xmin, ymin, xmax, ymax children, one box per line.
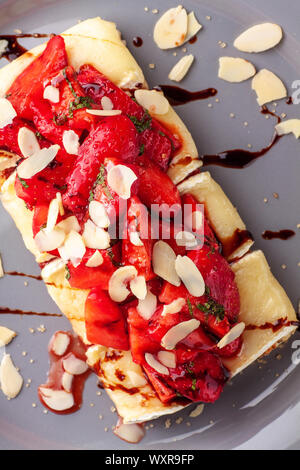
<box><xmin>187</xmin><ymin>298</ymin><xmax>194</xmax><ymax>318</ymax></box>
<box><xmin>158</xmin><ymin>130</ymin><xmax>166</xmax><ymax>137</ymax></box>
<box><xmin>191</xmin><ymin>378</ymin><xmax>197</xmax><ymax>391</ymax></box>
<box><xmin>196</xmin><ymin>298</ymin><xmax>225</xmax><ymax>323</ymax></box>
<box><xmin>53</xmin><ymin>113</ymin><xmax>67</xmax><ymax>126</ymax></box>
<box><xmin>127</xmin><ymin>112</ymin><xmax>152</xmax><ymax>133</ymax></box>
<box><xmin>65</xmin><ymin>265</ymin><xmax>71</xmax><ymax>281</ymax></box>
<box><xmin>106</xmin><ymin>247</ymin><xmax>123</xmax><ymax>267</ymax></box>
<box><xmin>18</xmin><ymin>177</ymin><xmax>29</xmax><ymax>188</ymax></box>
<box><xmin>139</xmin><ymin>144</ymin><xmax>145</xmax><ymax>156</ymax></box>
<box><xmin>35</xmin><ymin>131</ymin><xmax>42</xmax><ymax>139</ymax></box>
<box><xmin>5</xmin><ymin>93</ymin><xmax>12</xmax><ymax>98</ymax></box>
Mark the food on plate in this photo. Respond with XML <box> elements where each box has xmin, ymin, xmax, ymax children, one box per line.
<box><xmin>0</xmin><ymin>17</ymin><xmax>296</xmax><ymax>426</ymax></box>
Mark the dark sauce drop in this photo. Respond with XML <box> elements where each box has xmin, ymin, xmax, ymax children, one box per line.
<box><xmin>0</xmin><ymin>307</ymin><xmax>62</xmax><ymax>317</ymax></box>
<box><xmin>188</xmin><ymin>35</ymin><xmax>198</xmax><ymax>44</ymax></box>
<box><xmin>222</xmin><ymin>229</ymin><xmax>254</xmax><ymax>259</ymax></box>
<box><xmin>0</xmin><ymin>33</ymin><xmax>51</xmax><ymax>61</ymax></box>
<box><xmin>155</xmin><ymin>85</ymin><xmax>217</xmax><ymax>106</ymax></box>
<box><xmin>6</xmin><ymin>271</ymin><xmax>42</xmax><ymax>281</ymax></box>
<box><xmin>38</xmin><ymin>331</ymin><xmax>91</xmax><ymax>414</ymax></box>
<box><xmin>202</xmin><ymin>106</ymin><xmax>282</xmax><ymax>168</ymax></box>
<box><xmin>246</xmin><ymin>317</ymin><xmax>299</xmax><ymax>333</ymax></box>
<box><xmin>286</xmin><ymin>96</ymin><xmax>293</xmax><ymax>105</ymax></box>
<box><xmin>262</xmin><ymin>229</ymin><xmax>295</xmax><ymax>241</ymax></box>
<box><xmin>133</xmin><ymin>36</ymin><xmax>143</xmax><ymax>47</ymax></box>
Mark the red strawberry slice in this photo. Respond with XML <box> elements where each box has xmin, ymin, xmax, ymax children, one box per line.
<box><xmin>85</xmin><ymin>288</ymin><xmax>129</xmax><ymax>350</ymax></box>
<box><xmin>32</xmin><ymin>203</ymin><xmax>49</xmax><ymax>237</ymax></box>
<box><xmin>62</xmin><ymin>115</ymin><xmax>139</xmax><ymax>212</ymax></box>
<box><xmin>7</xmin><ymin>35</ymin><xmax>68</xmax><ymax>121</ymax></box>
<box><xmin>67</xmin><ymin>246</ymin><xmax>120</xmax><ymax>290</ymax></box>
<box><xmin>0</xmin><ymin>118</ymin><xmax>37</xmax><ymax>156</ymax></box>
<box><xmin>122</xmin><ymin>195</ymin><xmax>154</xmax><ymax>280</ymax></box>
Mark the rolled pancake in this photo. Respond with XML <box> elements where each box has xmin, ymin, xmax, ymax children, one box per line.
<box><xmin>0</xmin><ymin>18</ymin><xmax>296</xmax><ymax>423</ymax></box>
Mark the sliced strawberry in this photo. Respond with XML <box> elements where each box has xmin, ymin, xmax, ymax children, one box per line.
<box><xmin>127</xmin><ymin>307</ymin><xmax>159</xmax><ymax>363</ymax></box>
<box><xmin>63</xmin><ymin>116</ymin><xmax>139</xmax><ymax>212</ymax></box>
<box><xmin>143</xmin><ymin>365</ymin><xmax>177</xmax><ymax>403</ymax></box>
<box><xmin>135</xmin><ymin>156</ymin><xmax>181</xmax><ymax>214</ymax></box>
<box><xmin>85</xmin><ymin>288</ymin><xmax>129</xmax><ymax>350</ymax></box>
<box><xmin>0</xmin><ymin>118</ymin><xmax>37</xmax><ymax>155</ymax></box>
<box><xmin>122</xmin><ymin>195</ymin><xmax>154</xmax><ymax>280</ymax></box>
<box><xmin>7</xmin><ymin>35</ymin><xmax>68</xmax><ymax>121</ymax></box>
<box><xmin>32</xmin><ymin>204</ymin><xmax>49</xmax><ymax>237</ymax></box>
<box><xmin>67</xmin><ymin>246</ymin><xmax>120</xmax><ymax>290</ymax></box>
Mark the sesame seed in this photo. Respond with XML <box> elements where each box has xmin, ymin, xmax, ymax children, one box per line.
<box><xmin>182</xmin><ymin>47</ymin><xmax>187</xmax><ymax>53</ymax></box>
<box><xmin>265</xmin><ymin>115</ymin><xmax>270</xmax><ymax>119</ymax></box>
<box><xmin>281</xmin><ymin>113</ymin><xmax>287</xmax><ymax>118</ymax></box>
<box><xmin>98</xmin><ymin>414</ymin><xmax>103</xmax><ymax>420</ymax></box>
<box><xmin>110</xmin><ymin>406</ymin><xmax>116</xmax><ymax>413</ymax></box>
<box><xmin>97</xmin><ymin>391</ymin><xmax>102</xmax><ymax>396</ymax></box>
<box><xmin>90</xmin><ymin>403</ymin><xmax>95</xmax><ymax>407</ymax></box>
<box><xmin>263</xmin><ymin>198</ymin><xmax>268</xmax><ymax>203</ymax></box>
<box><xmin>104</xmin><ymin>427</ymin><xmax>108</xmax><ymax>432</ymax></box>
<box><xmin>29</xmin><ymin>328</ymin><xmax>35</xmax><ymax>334</ymax></box>
<box><xmin>247</xmin><ymin>144</ymin><xmax>252</xmax><ymax>148</ymax></box>
<box><xmin>297</xmin><ymin>224</ymin><xmax>300</xmax><ymax>229</ymax></box>
<box><xmin>219</xmin><ymin>41</ymin><xmax>227</xmax><ymax>48</ymax></box>
<box><xmin>165</xmin><ymin>418</ymin><xmax>171</xmax><ymax>429</ymax></box>
<box><xmin>22</xmin><ymin>351</ymin><xmax>27</xmax><ymax>357</ymax></box>
<box><xmin>206</xmin><ymin>16</ymin><xmax>212</xmax><ymax>20</ymax></box>
<box><xmin>43</xmin><ymin>409</ymin><xmax>48</xmax><ymax>414</ymax></box>
<box><xmin>208</xmin><ymin>103</ymin><xmax>213</xmax><ymax>108</ymax></box>
<box><xmin>281</xmin><ymin>264</ymin><xmax>287</xmax><ymax>270</ymax></box>
<box><xmin>175</xmin><ymin>417</ymin><xmax>183</xmax><ymax>424</ymax></box>
<box><xmin>14</xmin><ymin>28</ymin><xmax>22</xmax><ymax>34</ymax></box>
<box><xmin>152</xmin><ymin>9</ymin><xmax>159</xmax><ymax>14</ymax></box>
<box><xmin>229</xmin><ymin>113</ymin><xmax>235</xmax><ymax>118</ymax></box>
<box><xmin>273</xmin><ymin>192</ymin><xmax>279</xmax><ymax>199</ymax></box>
<box><xmin>173</xmin><ymin>52</ymin><xmax>177</xmax><ymax>56</ymax></box>
<box><xmin>243</xmin><ymin>121</ymin><xmax>248</xmax><ymax>127</ymax></box>
<box><xmin>186</xmin><ymin>421</ymin><xmax>191</xmax><ymax>427</ymax></box>
<box><xmin>144</xmin><ymin>7</ymin><xmax>149</xmax><ymax>12</ymax></box>
<box><xmin>149</xmin><ymin>63</ymin><xmax>155</xmax><ymax>69</ymax></box>
<box><xmin>24</xmin><ymin>281</ymin><xmax>28</xmax><ymax>286</ymax></box>
<box><xmin>215</xmin><ymin>98</ymin><xmax>220</xmax><ymax>103</ymax></box>
<box><xmin>32</xmin><ymin>403</ymin><xmax>37</xmax><ymax>408</ymax></box>
<box><xmin>29</xmin><ymin>359</ymin><xmax>34</xmax><ymax>364</ymax></box>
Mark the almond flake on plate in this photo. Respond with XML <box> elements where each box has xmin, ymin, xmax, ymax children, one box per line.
<box><xmin>86</xmin><ymin>109</ymin><xmax>122</xmax><ymax>116</ymax></box>
<box><xmin>0</xmin><ymin>326</ymin><xmax>17</xmax><ymax>346</ymax></box>
<box><xmin>62</xmin><ymin>372</ymin><xmax>73</xmax><ymax>392</ymax></box>
<box><xmin>275</xmin><ymin>119</ymin><xmax>300</xmax><ymax>138</ymax></box>
<box><xmin>89</xmin><ymin>200</ymin><xmax>110</xmax><ymax>228</ymax></box>
<box><xmin>82</xmin><ymin>220</ymin><xmax>110</xmax><ymax>250</ymax></box>
<box><xmin>161</xmin><ymin>319</ymin><xmax>200</xmax><ymax>350</ymax></box>
<box><xmin>43</xmin><ymin>85</ymin><xmax>60</xmax><ymax>103</ymax></box>
<box><xmin>183</xmin><ymin>11</ymin><xmax>202</xmax><ymax>44</ymax></box>
<box><xmin>189</xmin><ymin>403</ymin><xmax>204</xmax><ymax>418</ymax></box>
<box><xmin>35</xmin><ymin>227</ymin><xmax>66</xmax><ymax>252</ymax></box>
<box><xmin>62</xmin><ymin>353</ymin><xmax>88</xmax><ymax>375</ymax></box>
<box><xmin>175</xmin><ymin>255</ymin><xmax>205</xmax><ymax>296</ymax></box>
<box><xmin>51</xmin><ymin>331</ymin><xmax>70</xmax><ymax>356</ymax></box>
<box><xmin>101</xmin><ymin>96</ymin><xmax>114</xmax><ymax>110</ymax></box>
<box><xmin>152</xmin><ymin>241</ymin><xmax>180</xmax><ymax>286</ymax></box>
<box><xmin>218</xmin><ymin>57</ymin><xmax>256</xmax><ymax>83</ymax></box>
<box><xmin>17</xmin><ymin>144</ymin><xmax>60</xmax><ymax>179</ymax></box>
<box><xmin>46</xmin><ymin>197</ymin><xmax>60</xmax><ymax>233</ymax></box>
<box><xmin>234</xmin><ymin>23</ymin><xmax>283</xmax><ymax>53</ymax></box>
<box><xmin>108</xmin><ymin>265</ymin><xmax>138</xmax><ymax>302</ymax></box>
<box><xmin>217</xmin><ymin>322</ymin><xmax>245</xmax><ymax>349</ymax></box>
<box><xmin>157</xmin><ymin>351</ymin><xmax>176</xmax><ymax>368</ymax></box>
<box><xmin>137</xmin><ymin>289</ymin><xmax>157</xmax><ymax>320</ymax></box>
<box><xmin>85</xmin><ymin>250</ymin><xmax>103</xmax><ymax>268</ymax></box>
<box><xmin>17</xmin><ymin>127</ymin><xmax>40</xmax><ymax>158</ymax></box>
<box><xmin>252</xmin><ymin>69</ymin><xmax>287</xmax><ymax>105</ymax></box>
<box><xmin>0</xmin><ymin>98</ymin><xmax>17</xmax><ymax>129</ymax></box>
<box><xmin>62</xmin><ymin>130</ymin><xmax>79</xmax><ymax>155</ymax></box>
<box><xmin>0</xmin><ymin>354</ymin><xmax>23</xmax><ymax>398</ymax></box>
<box><xmin>145</xmin><ymin>352</ymin><xmax>169</xmax><ymax>375</ymax></box>
<box><xmin>130</xmin><ymin>275</ymin><xmax>147</xmax><ymax>300</ymax></box>
<box><xmin>153</xmin><ymin>5</ymin><xmax>188</xmax><ymax>50</ymax></box>
<box><xmin>39</xmin><ymin>387</ymin><xmax>74</xmax><ymax>411</ymax></box>
<box><xmin>134</xmin><ymin>89</ymin><xmax>169</xmax><ymax>115</ymax></box>
<box><xmin>107</xmin><ymin>164</ymin><xmax>137</xmax><ymax>199</ymax></box>
<box><xmin>168</xmin><ymin>55</ymin><xmax>194</xmax><ymax>82</ymax></box>
<box><xmin>114</xmin><ymin>422</ymin><xmax>145</xmax><ymax>444</ymax></box>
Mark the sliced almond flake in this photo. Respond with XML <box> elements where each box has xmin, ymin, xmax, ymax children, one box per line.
<box><xmin>184</xmin><ymin>11</ymin><xmax>202</xmax><ymax>44</ymax></box>
<box><xmin>145</xmin><ymin>352</ymin><xmax>169</xmax><ymax>375</ymax></box>
<box><xmin>107</xmin><ymin>164</ymin><xmax>137</xmax><ymax>200</ymax></box>
<box><xmin>0</xmin><ymin>98</ymin><xmax>17</xmax><ymax>129</ymax></box>
<box><xmin>0</xmin><ymin>39</ymin><xmax>8</xmax><ymax>56</ymax></box>
<box><xmin>127</xmin><ymin>370</ymin><xmax>148</xmax><ymax>388</ymax></box>
<box><xmin>43</xmin><ymin>85</ymin><xmax>60</xmax><ymax>103</ymax></box>
<box><xmin>134</xmin><ymin>89</ymin><xmax>169</xmax><ymax>115</ymax></box>
<box><xmin>189</xmin><ymin>403</ymin><xmax>204</xmax><ymax>418</ymax></box>
<box><xmin>86</xmin><ymin>109</ymin><xmax>122</xmax><ymax>116</ymax></box>
<box><xmin>62</xmin><ymin>130</ymin><xmax>79</xmax><ymax>155</ymax></box>
<box><xmin>0</xmin><ymin>354</ymin><xmax>23</xmax><ymax>398</ymax></box>
<box><xmin>0</xmin><ymin>151</ymin><xmax>20</xmax><ymax>172</ymax></box>
<box><xmin>58</xmin><ymin>230</ymin><xmax>86</xmax><ymax>263</ymax></box>
<box><xmin>34</xmin><ymin>227</ymin><xmax>65</xmax><ymax>253</ymax></box>
<box><xmin>234</xmin><ymin>23</ymin><xmax>283</xmax><ymax>53</ymax></box>
<box><xmin>161</xmin><ymin>318</ymin><xmax>200</xmax><ymax>350</ymax></box>
<box><xmin>17</xmin><ymin>127</ymin><xmax>40</xmax><ymax>158</ymax></box>
<box><xmin>129</xmin><ymin>230</ymin><xmax>144</xmax><ymax>246</ymax></box>
<box><xmin>46</xmin><ymin>197</ymin><xmax>59</xmax><ymax>233</ymax></box>
<box><xmin>56</xmin><ymin>192</ymin><xmax>64</xmax><ymax>216</ymax></box>
<box><xmin>153</xmin><ymin>6</ymin><xmax>188</xmax><ymax>50</ymax></box>
<box><xmin>82</xmin><ymin>220</ymin><xmax>110</xmax><ymax>250</ymax></box>
<box><xmin>130</xmin><ymin>275</ymin><xmax>147</xmax><ymax>300</ymax></box>
<box><xmin>152</xmin><ymin>241</ymin><xmax>180</xmax><ymax>286</ymax></box>
<box><xmin>162</xmin><ymin>297</ymin><xmax>185</xmax><ymax>316</ymax></box>
<box><xmin>0</xmin><ymin>326</ymin><xmax>17</xmax><ymax>346</ymax></box>
<box><xmin>114</xmin><ymin>422</ymin><xmax>145</xmax><ymax>444</ymax></box>
<box><xmin>192</xmin><ymin>210</ymin><xmax>203</xmax><ymax>230</ymax></box>
<box><xmin>175</xmin><ymin>255</ymin><xmax>205</xmax><ymax>296</ymax></box>
<box><xmin>56</xmin><ymin>215</ymin><xmax>80</xmax><ymax>234</ymax></box>
<box><xmin>218</xmin><ymin>57</ymin><xmax>256</xmax><ymax>83</ymax></box>
<box><xmin>85</xmin><ymin>250</ymin><xmax>103</xmax><ymax>268</ymax></box>
<box><xmin>275</xmin><ymin>119</ymin><xmax>300</xmax><ymax>138</ymax></box>
<box><xmin>51</xmin><ymin>331</ymin><xmax>70</xmax><ymax>356</ymax></box>
<box><xmin>101</xmin><ymin>96</ymin><xmax>114</xmax><ymax>110</ymax></box>
<box><xmin>62</xmin><ymin>353</ymin><xmax>88</xmax><ymax>375</ymax></box>
<box><xmin>217</xmin><ymin>322</ymin><xmax>245</xmax><ymax>349</ymax></box>
<box><xmin>175</xmin><ymin>230</ymin><xmax>197</xmax><ymax>247</ymax></box>
<box><xmin>39</xmin><ymin>387</ymin><xmax>74</xmax><ymax>411</ymax></box>
<box><xmin>62</xmin><ymin>372</ymin><xmax>73</xmax><ymax>392</ymax></box>
<box><xmin>0</xmin><ymin>254</ymin><xmax>3</xmax><ymax>278</ymax></box>
<box><xmin>137</xmin><ymin>289</ymin><xmax>157</xmax><ymax>320</ymax></box>
<box><xmin>157</xmin><ymin>351</ymin><xmax>176</xmax><ymax>368</ymax></box>
<box><xmin>108</xmin><ymin>265</ymin><xmax>137</xmax><ymax>302</ymax></box>
<box><xmin>89</xmin><ymin>200</ymin><xmax>110</xmax><ymax>228</ymax></box>
<box><xmin>168</xmin><ymin>55</ymin><xmax>194</xmax><ymax>82</ymax></box>
<box><xmin>17</xmin><ymin>144</ymin><xmax>60</xmax><ymax>179</ymax></box>
<box><xmin>252</xmin><ymin>69</ymin><xmax>287</xmax><ymax>106</ymax></box>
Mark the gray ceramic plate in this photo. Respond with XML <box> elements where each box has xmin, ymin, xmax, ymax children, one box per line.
<box><xmin>0</xmin><ymin>0</ymin><xmax>300</xmax><ymax>450</ymax></box>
